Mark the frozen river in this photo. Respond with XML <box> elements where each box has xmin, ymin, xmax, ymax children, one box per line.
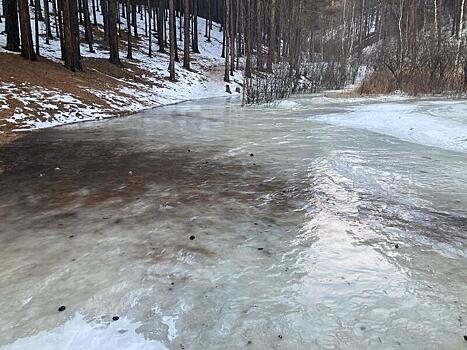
<box><xmin>0</xmin><ymin>95</ymin><xmax>466</xmax><ymax>349</ymax></box>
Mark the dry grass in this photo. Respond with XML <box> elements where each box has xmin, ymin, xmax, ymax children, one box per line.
<box><xmin>359</xmin><ymin>66</ymin><xmax>466</xmax><ymax>96</ymax></box>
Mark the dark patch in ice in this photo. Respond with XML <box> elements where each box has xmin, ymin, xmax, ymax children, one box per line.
<box><xmin>112</xmin><ymin>316</ymin><xmax>120</xmax><ymax>321</ymax></box>
<box><xmin>58</xmin><ymin>306</ymin><xmax>66</xmax><ymax>312</ymax></box>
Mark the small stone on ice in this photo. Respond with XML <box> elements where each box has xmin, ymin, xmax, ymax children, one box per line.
<box><xmin>58</xmin><ymin>306</ymin><xmax>66</xmax><ymax>312</ymax></box>
<box><xmin>250</xmin><ymin>153</ymin><xmax>254</xmax><ymax>157</ymax></box>
<box><xmin>190</xmin><ymin>235</ymin><xmax>196</xmax><ymax>240</ymax></box>
<box><xmin>464</xmin><ymin>335</ymin><xmax>467</xmax><ymax>341</ymax></box>
<box><xmin>395</xmin><ymin>244</ymin><xmax>399</xmax><ymax>249</ymax></box>
<box><xmin>278</xmin><ymin>335</ymin><xmax>283</xmax><ymax>339</ymax></box>
<box><xmin>112</xmin><ymin>316</ymin><xmax>120</xmax><ymax>321</ymax></box>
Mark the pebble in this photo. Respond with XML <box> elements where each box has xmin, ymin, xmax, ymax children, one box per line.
<box><xmin>58</xmin><ymin>306</ymin><xmax>66</xmax><ymax>312</ymax></box>
<box><xmin>112</xmin><ymin>316</ymin><xmax>120</xmax><ymax>321</ymax></box>
<box><xmin>250</xmin><ymin>153</ymin><xmax>254</xmax><ymax>157</ymax></box>
<box><xmin>257</xmin><ymin>248</ymin><xmax>264</xmax><ymax>251</ymax></box>
<box><xmin>464</xmin><ymin>335</ymin><xmax>467</xmax><ymax>341</ymax></box>
<box><xmin>247</xmin><ymin>340</ymin><xmax>252</xmax><ymax>345</ymax></box>
<box><xmin>395</xmin><ymin>244</ymin><xmax>399</xmax><ymax>249</ymax></box>
<box><xmin>189</xmin><ymin>235</ymin><xmax>196</xmax><ymax>240</ymax></box>
<box><xmin>278</xmin><ymin>335</ymin><xmax>283</xmax><ymax>339</ymax></box>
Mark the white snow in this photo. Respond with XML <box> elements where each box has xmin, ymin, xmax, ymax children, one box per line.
<box><xmin>311</xmin><ymin>99</ymin><xmax>467</xmax><ymax>152</ymax></box>
<box><xmin>0</xmin><ymin>314</ymin><xmax>167</xmax><ymax>350</ymax></box>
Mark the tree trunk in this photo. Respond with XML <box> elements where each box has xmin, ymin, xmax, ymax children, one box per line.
<box><xmin>192</xmin><ymin>0</ymin><xmax>199</xmax><ymax>53</ymax></box>
<box><xmin>108</xmin><ymin>0</ymin><xmax>120</xmax><ymax>65</ymax></box>
<box><xmin>44</xmin><ymin>0</ymin><xmax>53</xmax><ymax>44</ymax></box>
<box><xmin>57</xmin><ymin>0</ymin><xmax>65</xmax><ymax>59</ymax></box>
<box><xmin>91</xmin><ymin>0</ymin><xmax>97</xmax><ymax>25</ymax></box>
<box><xmin>244</xmin><ymin>0</ymin><xmax>252</xmax><ymax>78</ymax></box>
<box><xmin>131</xmin><ymin>3</ymin><xmax>138</xmax><ymax>36</ymax></box>
<box><xmin>169</xmin><ymin>0</ymin><xmax>176</xmax><ymax>81</ymax></box>
<box><xmin>101</xmin><ymin>0</ymin><xmax>109</xmax><ymax>45</ymax></box>
<box><xmin>207</xmin><ymin>0</ymin><xmax>211</xmax><ymax>41</ymax></box>
<box><xmin>229</xmin><ymin>0</ymin><xmax>234</xmax><ymax>75</ymax></box>
<box><xmin>172</xmin><ymin>3</ymin><xmax>179</xmax><ymax>61</ymax></box>
<box><xmin>34</xmin><ymin>0</ymin><xmax>40</xmax><ymax>56</ymax></box>
<box><xmin>148</xmin><ymin>1</ymin><xmax>152</xmax><ymax>56</ymax></box>
<box><xmin>157</xmin><ymin>0</ymin><xmax>165</xmax><ymax>52</ymax></box>
<box><xmin>62</xmin><ymin>0</ymin><xmax>81</xmax><ymax>70</ymax></box>
<box><xmin>224</xmin><ymin>0</ymin><xmax>230</xmax><ymax>82</ymax></box>
<box><xmin>126</xmin><ymin>0</ymin><xmax>132</xmax><ymax>58</ymax></box>
<box><xmin>4</xmin><ymin>0</ymin><xmax>21</xmax><ymax>52</ymax></box>
<box><xmin>83</xmin><ymin>0</ymin><xmax>94</xmax><ymax>52</ymax></box>
<box><xmin>456</xmin><ymin>0</ymin><xmax>466</xmax><ymax>64</ymax></box>
<box><xmin>183</xmin><ymin>0</ymin><xmax>190</xmax><ymax>69</ymax></box>
<box><xmin>52</xmin><ymin>0</ymin><xmax>60</xmax><ymax>38</ymax></box>
<box><xmin>256</xmin><ymin>0</ymin><xmax>262</xmax><ymax>70</ymax></box>
<box><xmin>267</xmin><ymin>0</ymin><xmax>276</xmax><ymax>72</ymax></box>
<box><xmin>18</xmin><ymin>0</ymin><xmax>36</xmax><ymax>60</ymax></box>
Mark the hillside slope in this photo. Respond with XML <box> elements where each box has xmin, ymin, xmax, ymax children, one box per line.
<box><xmin>0</xmin><ymin>14</ymin><xmax>242</xmax><ymax>137</ymax></box>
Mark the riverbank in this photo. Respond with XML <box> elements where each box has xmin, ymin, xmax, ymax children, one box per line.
<box><xmin>0</xmin><ymin>16</ymin><xmax>242</xmax><ymax>143</ymax></box>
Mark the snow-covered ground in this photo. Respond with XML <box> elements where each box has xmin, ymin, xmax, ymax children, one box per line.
<box><xmin>0</xmin><ymin>6</ymin><xmax>242</xmax><ymax>132</ymax></box>
<box><xmin>310</xmin><ymin>98</ymin><xmax>467</xmax><ymax>153</ymax></box>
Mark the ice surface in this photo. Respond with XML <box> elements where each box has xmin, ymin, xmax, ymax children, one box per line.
<box><xmin>311</xmin><ymin>99</ymin><xmax>467</xmax><ymax>152</ymax></box>
<box><xmin>0</xmin><ymin>314</ymin><xmax>167</xmax><ymax>350</ymax></box>
<box><xmin>0</xmin><ymin>96</ymin><xmax>466</xmax><ymax>349</ymax></box>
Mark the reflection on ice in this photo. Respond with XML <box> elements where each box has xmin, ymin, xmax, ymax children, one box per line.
<box><xmin>0</xmin><ymin>95</ymin><xmax>466</xmax><ymax>349</ymax></box>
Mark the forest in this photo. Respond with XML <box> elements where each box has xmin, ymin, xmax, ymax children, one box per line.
<box><xmin>1</xmin><ymin>0</ymin><xmax>466</xmax><ymax>103</ymax></box>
